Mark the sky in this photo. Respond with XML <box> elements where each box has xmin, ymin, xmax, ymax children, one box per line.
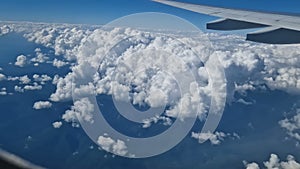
<box><xmin>1</xmin><ymin>0</ymin><xmax>300</xmax><ymax>29</ymax></box>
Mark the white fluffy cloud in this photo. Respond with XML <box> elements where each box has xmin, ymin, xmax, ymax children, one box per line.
<box><xmin>6</xmin><ymin>22</ymin><xmax>300</xmax><ymax>98</ymax></box>
<box><xmin>52</xmin><ymin>58</ymin><xmax>68</xmax><ymax>68</ymax></box>
<box><xmin>97</xmin><ymin>135</ymin><xmax>129</xmax><ymax>156</ymax></box>
<box><xmin>49</xmin><ymin>73</ymin><xmax>73</xmax><ymax>102</ymax></box>
<box><xmin>15</xmin><ymin>55</ymin><xmax>27</xmax><ymax>67</ymax></box>
<box><xmin>8</xmin><ymin>22</ymin><xmax>300</xmax><ymax>140</ymax></box>
<box><xmin>13</xmin><ymin>83</ymin><xmax>42</xmax><ymax>92</ymax></box>
<box><xmin>52</xmin><ymin>121</ymin><xmax>62</xmax><ymax>128</ymax></box>
<box><xmin>24</xmin><ymin>82</ymin><xmax>42</xmax><ymax>91</ymax></box>
<box><xmin>191</xmin><ymin>131</ymin><xmax>225</xmax><ymax>145</ymax></box>
<box><xmin>33</xmin><ymin>74</ymin><xmax>52</xmax><ymax>84</ymax></box>
<box><xmin>14</xmin><ymin>86</ymin><xmax>24</xmax><ymax>93</ymax></box>
<box><xmin>20</xmin><ymin>23</ymin><xmax>300</xmax><ymax>110</ymax></box>
<box><xmin>279</xmin><ymin>109</ymin><xmax>300</xmax><ymax>141</ymax></box>
<box><xmin>0</xmin><ymin>88</ymin><xmax>7</xmax><ymax>96</ymax></box>
<box><xmin>30</xmin><ymin>48</ymin><xmax>49</xmax><ymax>63</ymax></box>
<box><xmin>142</xmin><ymin>115</ymin><xmax>172</xmax><ymax>128</ymax></box>
<box><xmin>191</xmin><ymin>131</ymin><xmax>240</xmax><ymax>145</ymax></box>
<box><xmin>244</xmin><ymin>162</ymin><xmax>260</xmax><ymax>169</ymax></box>
<box><xmin>33</xmin><ymin>101</ymin><xmax>52</xmax><ymax>110</ymax></box>
<box><xmin>244</xmin><ymin>154</ymin><xmax>300</xmax><ymax>169</ymax></box>
<box><xmin>0</xmin><ymin>25</ymin><xmax>11</xmax><ymax>36</ymax></box>
<box><xmin>62</xmin><ymin>97</ymin><xmax>94</xmax><ymax>124</ymax></box>
<box><xmin>19</xmin><ymin>75</ymin><xmax>31</xmax><ymax>84</ymax></box>
<box><xmin>0</xmin><ymin>73</ymin><xmax>6</xmax><ymax>81</ymax></box>
<box><xmin>8</xmin><ymin>75</ymin><xmax>31</xmax><ymax>84</ymax></box>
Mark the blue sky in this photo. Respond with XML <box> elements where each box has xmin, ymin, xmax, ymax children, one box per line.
<box><xmin>1</xmin><ymin>0</ymin><xmax>300</xmax><ymax>29</ymax></box>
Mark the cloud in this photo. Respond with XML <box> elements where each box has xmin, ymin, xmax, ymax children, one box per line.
<box><xmin>49</xmin><ymin>73</ymin><xmax>73</xmax><ymax>102</ymax></box>
<box><xmin>191</xmin><ymin>131</ymin><xmax>227</xmax><ymax>145</ymax></box>
<box><xmin>33</xmin><ymin>74</ymin><xmax>52</xmax><ymax>84</ymax></box>
<box><xmin>8</xmin><ymin>75</ymin><xmax>31</xmax><ymax>84</ymax></box>
<box><xmin>52</xmin><ymin>121</ymin><xmax>62</xmax><ymax>128</ymax></box>
<box><xmin>0</xmin><ymin>73</ymin><xmax>6</xmax><ymax>81</ymax></box>
<box><xmin>236</xmin><ymin>98</ymin><xmax>254</xmax><ymax>105</ymax></box>
<box><xmin>0</xmin><ymin>88</ymin><xmax>12</xmax><ymax>96</ymax></box>
<box><xmin>0</xmin><ymin>91</ymin><xmax>7</xmax><ymax>96</ymax></box>
<box><xmin>52</xmin><ymin>75</ymin><xmax>60</xmax><ymax>85</ymax></box>
<box><xmin>67</xmin><ymin>30</ymin><xmax>218</xmax><ymax>122</ymax></box>
<box><xmin>14</xmin><ymin>86</ymin><xmax>24</xmax><ymax>93</ymax></box>
<box><xmin>24</xmin><ymin>26</ymin><xmax>90</xmax><ymax>60</ymax></box>
<box><xmin>33</xmin><ymin>101</ymin><xmax>52</xmax><ymax>110</ymax></box>
<box><xmin>8</xmin><ymin>22</ymin><xmax>300</xmax><ymax>99</ymax></box>
<box><xmin>30</xmin><ymin>48</ymin><xmax>49</xmax><ymax>63</ymax></box>
<box><xmin>12</xmin><ymin>22</ymin><xmax>300</xmax><ymax>138</ymax></box>
<box><xmin>8</xmin><ymin>74</ymin><xmax>50</xmax><ymax>93</ymax></box>
<box><xmin>0</xmin><ymin>25</ymin><xmax>11</xmax><ymax>36</ymax></box>
<box><xmin>62</xmin><ymin>97</ymin><xmax>94</xmax><ymax>124</ymax></box>
<box><xmin>244</xmin><ymin>154</ymin><xmax>300</xmax><ymax>169</ymax></box>
<box><xmin>243</xmin><ymin>161</ymin><xmax>260</xmax><ymax>169</ymax></box>
<box><xmin>15</xmin><ymin>55</ymin><xmax>27</xmax><ymax>67</ymax></box>
<box><xmin>24</xmin><ymin>83</ymin><xmax>42</xmax><ymax>91</ymax></box>
<box><xmin>97</xmin><ymin>135</ymin><xmax>129</xmax><ymax>156</ymax></box>
<box><xmin>279</xmin><ymin>109</ymin><xmax>300</xmax><ymax>141</ymax></box>
<box><xmin>191</xmin><ymin>131</ymin><xmax>240</xmax><ymax>145</ymax></box>
<box><xmin>19</xmin><ymin>75</ymin><xmax>31</xmax><ymax>84</ymax></box>
<box><xmin>22</xmin><ymin>23</ymin><xmax>300</xmax><ymax>110</ymax></box>
<box><xmin>142</xmin><ymin>115</ymin><xmax>172</xmax><ymax>128</ymax></box>
<box><xmin>52</xmin><ymin>58</ymin><xmax>68</xmax><ymax>68</ymax></box>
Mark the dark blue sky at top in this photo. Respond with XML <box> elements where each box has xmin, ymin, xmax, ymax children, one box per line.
<box><xmin>0</xmin><ymin>0</ymin><xmax>300</xmax><ymax>29</ymax></box>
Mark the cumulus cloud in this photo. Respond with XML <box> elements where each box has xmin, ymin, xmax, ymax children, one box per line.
<box><xmin>49</xmin><ymin>73</ymin><xmax>73</xmax><ymax>102</ymax></box>
<box><xmin>191</xmin><ymin>131</ymin><xmax>227</xmax><ymax>145</ymax></box>
<box><xmin>8</xmin><ymin>22</ymin><xmax>300</xmax><ymax>98</ymax></box>
<box><xmin>52</xmin><ymin>121</ymin><xmax>62</xmax><ymax>128</ymax></box>
<box><xmin>49</xmin><ymin>30</ymin><xmax>214</xmax><ymax>123</ymax></box>
<box><xmin>279</xmin><ymin>109</ymin><xmax>300</xmax><ymax>142</ymax></box>
<box><xmin>97</xmin><ymin>135</ymin><xmax>129</xmax><ymax>156</ymax></box>
<box><xmin>30</xmin><ymin>48</ymin><xmax>49</xmax><ymax>63</ymax></box>
<box><xmin>14</xmin><ymin>86</ymin><xmax>24</xmax><ymax>93</ymax></box>
<box><xmin>24</xmin><ymin>26</ymin><xmax>90</xmax><ymax>60</ymax></box>
<box><xmin>244</xmin><ymin>154</ymin><xmax>300</xmax><ymax>169</ymax></box>
<box><xmin>8</xmin><ymin>75</ymin><xmax>31</xmax><ymax>84</ymax></box>
<box><xmin>52</xmin><ymin>58</ymin><xmax>68</xmax><ymax>68</ymax></box>
<box><xmin>0</xmin><ymin>73</ymin><xmax>6</xmax><ymax>81</ymax></box>
<box><xmin>0</xmin><ymin>25</ymin><xmax>11</xmax><ymax>36</ymax></box>
<box><xmin>142</xmin><ymin>115</ymin><xmax>172</xmax><ymax>128</ymax></box>
<box><xmin>15</xmin><ymin>55</ymin><xmax>27</xmax><ymax>67</ymax></box>
<box><xmin>69</xmin><ymin>31</ymin><xmax>216</xmax><ymax>123</ymax></box>
<box><xmin>243</xmin><ymin>161</ymin><xmax>260</xmax><ymax>169</ymax></box>
<box><xmin>21</xmin><ymin>23</ymin><xmax>300</xmax><ymax>113</ymax></box>
<box><xmin>191</xmin><ymin>131</ymin><xmax>240</xmax><ymax>145</ymax></box>
<box><xmin>11</xmin><ymin>22</ymin><xmax>300</xmax><ymax>138</ymax></box>
<box><xmin>24</xmin><ymin>82</ymin><xmax>42</xmax><ymax>91</ymax></box>
<box><xmin>62</xmin><ymin>97</ymin><xmax>94</xmax><ymax>125</ymax></box>
<box><xmin>33</xmin><ymin>101</ymin><xmax>52</xmax><ymax>110</ymax></box>
<box><xmin>0</xmin><ymin>88</ymin><xmax>7</xmax><ymax>96</ymax></box>
<box><xmin>19</xmin><ymin>75</ymin><xmax>31</xmax><ymax>84</ymax></box>
<box><xmin>33</xmin><ymin>74</ymin><xmax>52</xmax><ymax>84</ymax></box>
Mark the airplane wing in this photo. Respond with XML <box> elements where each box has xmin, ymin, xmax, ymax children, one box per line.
<box><xmin>153</xmin><ymin>0</ymin><xmax>300</xmax><ymax>44</ymax></box>
<box><xmin>0</xmin><ymin>149</ymin><xmax>45</xmax><ymax>169</ymax></box>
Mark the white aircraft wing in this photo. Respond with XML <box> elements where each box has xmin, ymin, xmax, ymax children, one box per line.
<box><xmin>153</xmin><ymin>0</ymin><xmax>300</xmax><ymax>44</ymax></box>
